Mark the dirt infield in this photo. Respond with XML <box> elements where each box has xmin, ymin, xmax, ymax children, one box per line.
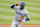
<box><xmin>0</xmin><ymin>24</ymin><xmax>40</xmax><ymax>27</ymax></box>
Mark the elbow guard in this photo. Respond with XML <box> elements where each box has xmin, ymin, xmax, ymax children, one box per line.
<box><xmin>25</xmin><ymin>18</ymin><xmax>30</xmax><ymax>21</ymax></box>
<box><xmin>11</xmin><ymin>4</ymin><xmax>15</xmax><ymax>8</ymax></box>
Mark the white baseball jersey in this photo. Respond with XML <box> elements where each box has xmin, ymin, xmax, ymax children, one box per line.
<box><xmin>12</xmin><ymin>6</ymin><xmax>30</xmax><ymax>24</ymax></box>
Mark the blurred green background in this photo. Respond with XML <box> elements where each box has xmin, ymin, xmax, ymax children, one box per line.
<box><xmin>0</xmin><ymin>0</ymin><xmax>40</xmax><ymax>24</ymax></box>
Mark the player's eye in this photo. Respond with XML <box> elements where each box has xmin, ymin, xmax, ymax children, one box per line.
<box><xmin>21</xmin><ymin>5</ymin><xmax>22</xmax><ymax>6</ymax></box>
<box><xmin>21</xmin><ymin>5</ymin><xmax>23</xmax><ymax>6</ymax></box>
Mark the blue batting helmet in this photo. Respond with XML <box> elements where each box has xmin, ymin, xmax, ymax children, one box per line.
<box><xmin>20</xmin><ymin>1</ymin><xmax>25</xmax><ymax>7</ymax></box>
<box><xmin>20</xmin><ymin>1</ymin><xmax>25</xmax><ymax>9</ymax></box>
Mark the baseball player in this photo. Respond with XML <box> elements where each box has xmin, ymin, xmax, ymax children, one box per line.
<box><xmin>11</xmin><ymin>1</ymin><xmax>30</xmax><ymax>27</ymax></box>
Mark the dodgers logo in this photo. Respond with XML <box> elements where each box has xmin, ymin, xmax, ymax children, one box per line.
<box><xmin>16</xmin><ymin>11</ymin><xmax>25</xmax><ymax>15</ymax></box>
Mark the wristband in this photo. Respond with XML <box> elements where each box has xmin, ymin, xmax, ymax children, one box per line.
<box><xmin>25</xmin><ymin>18</ymin><xmax>30</xmax><ymax>21</ymax></box>
<box><xmin>11</xmin><ymin>4</ymin><xmax>15</xmax><ymax>8</ymax></box>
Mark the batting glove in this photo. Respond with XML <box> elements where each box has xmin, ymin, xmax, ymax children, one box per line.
<box><xmin>15</xmin><ymin>3</ymin><xmax>19</xmax><ymax>6</ymax></box>
<box><xmin>21</xmin><ymin>20</ymin><xmax>26</xmax><ymax>23</ymax></box>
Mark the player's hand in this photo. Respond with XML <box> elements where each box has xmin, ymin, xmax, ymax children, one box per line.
<box><xmin>15</xmin><ymin>3</ymin><xmax>19</xmax><ymax>6</ymax></box>
<box><xmin>21</xmin><ymin>20</ymin><xmax>26</xmax><ymax>23</ymax></box>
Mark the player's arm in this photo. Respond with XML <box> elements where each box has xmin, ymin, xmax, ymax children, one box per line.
<box><xmin>21</xmin><ymin>10</ymin><xmax>30</xmax><ymax>23</ymax></box>
<box><xmin>11</xmin><ymin>4</ymin><xmax>15</xmax><ymax>8</ymax></box>
<box><xmin>11</xmin><ymin>4</ymin><xmax>19</xmax><ymax>9</ymax></box>
<box><xmin>25</xmin><ymin>11</ymin><xmax>30</xmax><ymax>22</ymax></box>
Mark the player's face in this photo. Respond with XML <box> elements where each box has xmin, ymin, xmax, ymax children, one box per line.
<box><xmin>20</xmin><ymin>5</ymin><xmax>24</xmax><ymax>9</ymax></box>
<box><xmin>20</xmin><ymin>5</ymin><xmax>23</xmax><ymax>7</ymax></box>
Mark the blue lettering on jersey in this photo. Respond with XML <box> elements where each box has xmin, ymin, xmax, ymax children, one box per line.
<box><xmin>16</xmin><ymin>11</ymin><xmax>25</xmax><ymax>15</ymax></box>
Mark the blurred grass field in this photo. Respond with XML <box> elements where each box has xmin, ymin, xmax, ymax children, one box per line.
<box><xmin>0</xmin><ymin>0</ymin><xmax>40</xmax><ymax>24</ymax></box>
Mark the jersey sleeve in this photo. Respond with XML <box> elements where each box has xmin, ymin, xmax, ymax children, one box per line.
<box><xmin>25</xmin><ymin>10</ymin><xmax>30</xmax><ymax>19</ymax></box>
<box><xmin>13</xmin><ymin>6</ymin><xmax>19</xmax><ymax>10</ymax></box>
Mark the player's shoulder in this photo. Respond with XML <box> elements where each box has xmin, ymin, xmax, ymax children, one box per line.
<box><xmin>24</xmin><ymin>9</ymin><xmax>28</xmax><ymax>12</ymax></box>
<box><xmin>14</xmin><ymin>6</ymin><xmax>19</xmax><ymax>7</ymax></box>
<box><xmin>24</xmin><ymin>9</ymin><xmax>29</xmax><ymax>13</ymax></box>
<box><xmin>14</xmin><ymin>6</ymin><xmax>19</xmax><ymax>8</ymax></box>
<box><xmin>14</xmin><ymin>6</ymin><xmax>20</xmax><ymax>10</ymax></box>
